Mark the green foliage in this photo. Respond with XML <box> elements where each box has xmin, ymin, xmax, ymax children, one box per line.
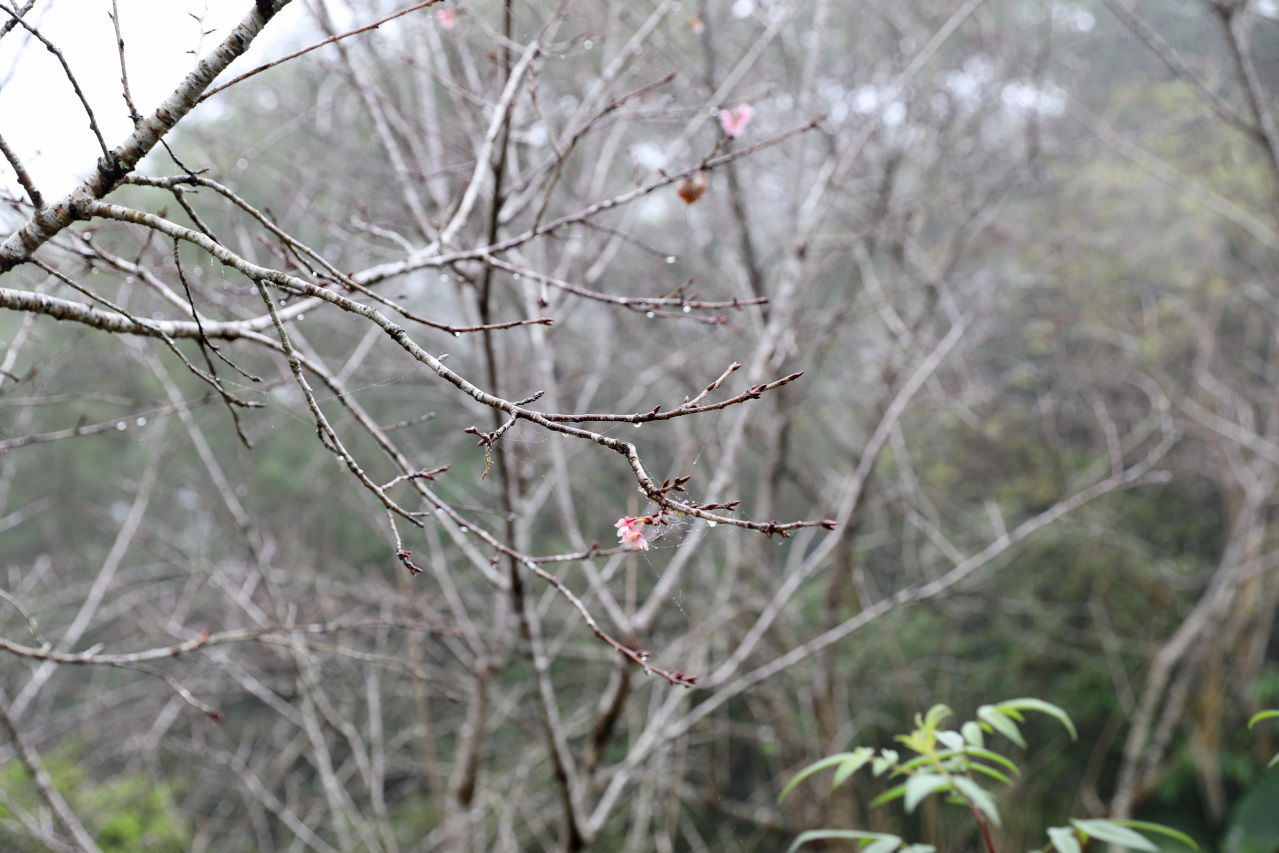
<box><xmin>783</xmin><ymin>698</ymin><xmax>1196</xmax><ymax>853</ymax></box>
<box><xmin>1227</xmin><ymin>768</ymin><xmax>1279</xmax><ymax>853</ymax></box>
<box><xmin>0</xmin><ymin>757</ymin><xmax>188</xmax><ymax>852</ymax></box>
<box><xmin>1248</xmin><ymin>710</ymin><xmax>1279</xmax><ymax>768</ymax></box>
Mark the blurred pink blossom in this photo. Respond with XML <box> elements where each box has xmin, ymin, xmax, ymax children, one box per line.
<box><xmin>438</xmin><ymin>9</ymin><xmax>456</xmax><ymax>29</ymax></box>
<box><xmin>615</xmin><ymin>516</ymin><xmax>649</xmax><ymax>550</ymax></box>
<box><xmin>718</xmin><ymin>103</ymin><xmax>753</xmax><ymax>138</ymax></box>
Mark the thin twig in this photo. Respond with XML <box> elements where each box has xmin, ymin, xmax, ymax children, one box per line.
<box><xmin>0</xmin><ymin>617</ymin><xmax>443</xmax><ymax>664</ymax></box>
<box><xmin>0</xmin><ymin>0</ymin><xmax>34</xmax><ymax>38</ymax></box>
<box><xmin>0</xmin><ymin>393</ymin><xmax>221</xmax><ymax>452</ymax></box>
<box><xmin>108</xmin><ymin>0</ymin><xmax>142</xmax><ymax>124</ymax></box>
<box><xmin>0</xmin><ymin>0</ymin><xmax>284</xmax><ymax>271</ymax></box>
<box><xmin>75</xmin><ymin>199</ymin><xmax>834</xmax><ymax>536</ymax></box>
<box><xmin>0</xmin><ymin>130</ymin><xmax>42</xmax><ymax>208</ymax></box>
<box><xmin>0</xmin><ymin>1</ymin><xmax>111</xmax><ymax>161</ymax></box>
<box><xmin>480</xmin><ymin>254</ymin><xmax>767</xmax><ymax>313</ymax></box>
<box><xmin>359</xmin><ymin>115</ymin><xmax>824</xmax><ymax>285</ymax></box>
<box><xmin>251</xmin><ymin>273</ymin><xmax>421</xmax><ymax>528</ymax></box>
<box><xmin>32</xmin><ymin>258</ymin><xmax>261</xmax><ymax>413</ymax></box>
<box><xmin>1099</xmin><ymin>0</ymin><xmax>1253</xmax><ymax>134</ymax></box>
<box><xmin>198</xmin><ymin>0</ymin><xmax>440</xmax><ymax>102</ymax></box>
<box><xmin>0</xmin><ymin>588</ymin><xmax>48</xmax><ymax>649</ymax></box>
<box><xmin>534</xmin><ymin>368</ymin><xmax>799</xmax><ymax>424</ymax></box>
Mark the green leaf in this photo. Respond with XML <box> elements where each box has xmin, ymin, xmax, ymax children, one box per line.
<box><xmin>1269</xmin><ymin>752</ymin><xmax>1279</xmax><ymax>769</ymax></box>
<box><xmin>961</xmin><ymin>747</ymin><xmax>1021</xmax><ymax>777</ymax></box>
<box><xmin>978</xmin><ymin>705</ymin><xmax>1026</xmax><ymax>748</ymax></box>
<box><xmin>1248</xmin><ymin>709</ymin><xmax>1279</xmax><ymax>729</ymax></box>
<box><xmin>872</xmin><ymin>749</ymin><xmax>899</xmax><ymax>777</ymax></box>
<box><xmin>863</xmin><ymin>836</ymin><xmax>905</xmax><ymax>853</ymax></box>
<box><xmin>995</xmin><ymin>698</ymin><xmax>1078</xmax><ymax>741</ymax></box>
<box><xmin>780</xmin><ymin>753</ymin><xmax>867</xmax><ymax>802</ymax></box>
<box><xmin>869</xmin><ymin>782</ymin><xmax>908</xmax><ymax>808</ymax></box>
<box><xmin>999</xmin><ymin>706</ymin><xmax>1027</xmax><ymax>723</ymax></box>
<box><xmin>1070</xmin><ymin>819</ymin><xmax>1158</xmax><ymax>851</ymax></box>
<box><xmin>922</xmin><ymin>704</ymin><xmax>952</xmax><ymax>730</ymax></box>
<box><xmin>787</xmin><ymin>830</ymin><xmax>900</xmax><ymax>853</ymax></box>
<box><xmin>900</xmin><ymin>846</ymin><xmax>937</xmax><ymax>853</ymax></box>
<box><xmin>832</xmin><ymin>748</ymin><xmax>876</xmax><ymax>788</ymax></box>
<box><xmin>964</xmin><ymin>761</ymin><xmax>1015</xmax><ymax>787</ymax></box>
<box><xmin>900</xmin><ymin>755</ymin><xmax>932</xmax><ymax>771</ymax></box>
<box><xmin>961</xmin><ymin>721</ymin><xmax>984</xmax><ymax>748</ymax></box>
<box><xmin>952</xmin><ymin>777</ymin><xmax>1002</xmax><ymax>827</ymax></box>
<box><xmin>1047</xmin><ymin>826</ymin><xmax>1082</xmax><ymax>853</ymax></box>
<box><xmin>937</xmin><ymin>730</ymin><xmax>965</xmax><ymax>751</ymax></box>
<box><xmin>904</xmin><ymin>774</ymin><xmax>952</xmax><ymax>812</ymax></box>
<box><xmin>1109</xmin><ymin>820</ymin><xmax>1200</xmax><ymax>850</ymax></box>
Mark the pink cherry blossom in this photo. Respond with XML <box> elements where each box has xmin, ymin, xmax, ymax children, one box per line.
<box><xmin>615</xmin><ymin>516</ymin><xmax>649</xmax><ymax>550</ymax></box>
<box><xmin>438</xmin><ymin>9</ymin><xmax>456</xmax><ymax>30</ymax></box>
<box><xmin>718</xmin><ymin>103</ymin><xmax>754</xmax><ymax>138</ymax></box>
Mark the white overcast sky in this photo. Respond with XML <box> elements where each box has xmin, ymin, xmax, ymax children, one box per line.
<box><xmin>0</xmin><ymin>0</ymin><xmax>337</xmax><ymax>200</ymax></box>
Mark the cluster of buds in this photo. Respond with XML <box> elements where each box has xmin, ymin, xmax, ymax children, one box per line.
<box><xmin>695</xmin><ymin>499</ymin><xmax>741</xmax><ymax>512</ymax></box>
<box><xmin>655</xmin><ymin>475</ymin><xmax>692</xmax><ymax>496</ymax></box>
<box><xmin>463</xmin><ymin>424</ymin><xmax>501</xmax><ymax>447</ymax></box>
<box><xmin>667</xmin><ymin>670</ymin><xmax>699</xmax><ymax>686</ymax></box>
<box><xmin>632</xmin><ymin>650</ymin><xmax>698</xmax><ymax>687</ymax></box>
<box><xmin>397</xmin><ymin>550</ymin><xmax>424</xmax><ymax>575</ymax></box>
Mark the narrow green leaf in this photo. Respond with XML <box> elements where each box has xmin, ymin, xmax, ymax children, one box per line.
<box><xmin>862</xmin><ymin>836</ymin><xmax>905</xmax><ymax>853</ymax></box>
<box><xmin>978</xmin><ymin>705</ymin><xmax>1026</xmax><ymax>748</ymax></box>
<box><xmin>1109</xmin><ymin>819</ymin><xmax>1200</xmax><ymax>850</ymax></box>
<box><xmin>905</xmin><ymin>774</ymin><xmax>952</xmax><ymax>812</ymax></box>
<box><xmin>787</xmin><ymin>830</ymin><xmax>900</xmax><ymax>853</ymax></box>
<box><xmin>780</xmin><ymin>753</ymin><xmax>866</xmax><ymax>802</ymax></box>
<box><xmin>1070</xmin><ymin>819</ymin><xmax>1158</xmax><ymax>851</ymax></box>
<box><xmin>937</xmin><ymin>730</ymin><xmax>965</xmax><ymax>751</ymax></box>
<box><xmin>1269</xmin><ymin>752</ymin><xmax>1279</xmax><ymax>768</ymax></box>
<box><xmin>961</xmin><ymin>721</ymin><xmax>984</xmax><ymax>748</ymax></box>
<box><xmin>996</xmin><ymin>698</ymin><xmax>1079</xmax><ymax>740</ymax></box>
<box><xmin>1047</xmin><ymin>826</ymin><xmax>1082</xmax><ymax>853</ymax></box>
<box><xmin>961</xmin><ymin>747</ymin><xmax>1021</xmax><ymax>776</ymax></box>
<box><xmin>872</xmin><ymin>749</ymin><xmax>899</xmax><ymax>777</ymax></box>
<box><xmin>832</xmin><ymin>748</ymin><xmax>876</xmax><ymax>788</ymax></box>
<box><xmin>952</xmin><ymin>777</ymin><xmax>1002</xmax><ymax>827</ymax></box>
<box><xmin>1248</xmin><ymin>709</ymin><xmax>1279</xmax><ymax>729</ymax></box>
<box><xmin>923</xmin><ymin>704</ymin><xmax>952</xmax><ymax>730</ymax></box>
<box><xmin>869</xmin><ymin>782</ymin><xmax>908</xmax><ymax>808</ymax></box>
<box><xmin>900</xmin><ymin>755</ymin><xmax>932</xmax><ymax>771</ymax></box>
<box><xmin>899</xmin><ymin>846</ymin><xmax>937</xmax><ymax>853</ymax></box>
<box><xmin>965</xmin><ymin>761</ymin><xmax>1014</xmax><ymax>786</ymax></box>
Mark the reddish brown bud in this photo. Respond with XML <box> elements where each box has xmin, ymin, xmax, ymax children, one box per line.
<box><xmin>676</xmin><ymin>171</ymin><xmax>709</xmax><ymax>204</ymax></box>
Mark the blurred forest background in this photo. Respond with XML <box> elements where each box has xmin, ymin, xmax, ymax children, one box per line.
<box><xmin>2</xmin><ymin>0</ymin><xmax>1279</xmax><ymax>851</ymax></box>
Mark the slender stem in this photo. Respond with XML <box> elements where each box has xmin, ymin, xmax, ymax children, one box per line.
<box><xmin>970</xmin><ymin>804</ymin><xmax>999</xmax><ymax>853</ymax></box>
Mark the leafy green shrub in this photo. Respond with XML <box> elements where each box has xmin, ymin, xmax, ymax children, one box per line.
<box><xmin>781</xmin><ymin>699</ymin><xmax>1197</xmax><ymax>853</ymax></box>
<box><xmin>0</xmin><ymin>757</ymin><xmax>188</xmax><ymax>852</ymax></box>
